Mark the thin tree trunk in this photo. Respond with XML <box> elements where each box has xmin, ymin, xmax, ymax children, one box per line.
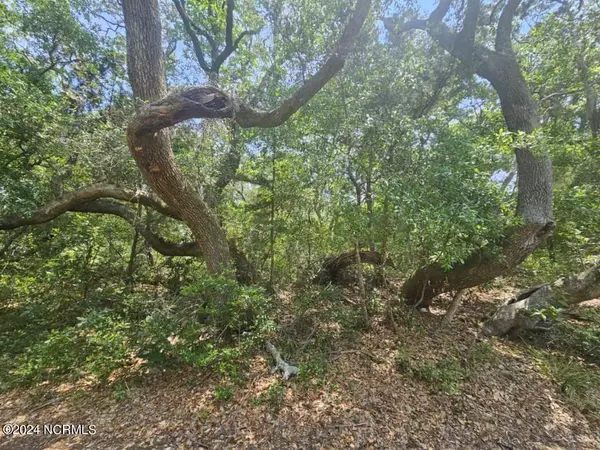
<box><xmin>378</xmin><ymin>193</ymin><xmax>390</xmax><ymax>286</ymax></box>
<box><xmin>269</xmin><ymin>150</ymin><xmax>276</xmax><ymax>286</ymax></box>
<box><xmin>126</xmin><ymin>203</ymin><xmax>143</xmax><ymax>285</ymax></box>
<box><xmin>440</xmin><ymin>289</ymin><xmax>467</xmax><ymax>328</ymax></box>
<box><xmin>355</xmin><ymin>238</ymin><xmax>369</xmax><ymax>328</ymax></box>
<box><xmin>366</xmin><ymin>148</ymin><xmax>375</xmax><ymax>251</ymax></box>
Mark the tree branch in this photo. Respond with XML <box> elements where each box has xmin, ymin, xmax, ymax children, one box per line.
<box><xmin>72</xmin><ymin>200</ymin><xmax>201</xmax><ymax>257</ymax></box>
<box><xmin>172</xmin><ymin>0</ymin><xmax>212</xmax><ymax>73</ymax></box>
<box><xmin>430</xmin><ymin>0</ymin><xmax>454</xmax><ymax>23</ymax></box>
<box><xmin>0</xmin><ymin>184</ymin><xmax>181</xmax><ymax>231</ymax></box>
<box><xmin>213</xmin><ymin>28</ymin><xmax>260</xmax><ymax>73</ymax></box>
<box><xmin>131</xmin><ymin>0</ymin><xmax>371</xmax><ymax>132</ymax></box>
<box><xmin>128</xmin><ymin>86</ymin><xmax>235</xmax><ymax>138</ymax></box>
<box><xmin>234</xmin><ymin>0</ymin><xmax>372</xmax><ymax>128</ymax></box>
<box><xmin>384</xmin><ymin>0</ymin><xmax>493</xmax><ymax>79</ymax></box>
<box><xmin>458</xmin><ymin>0</ymin><xmax>480</xmax><ymax>56</ymax></box>
<box><xmin>495</xmin><ymin>0</ymin><xmax>521</xmax><ymax>54</ymax></box>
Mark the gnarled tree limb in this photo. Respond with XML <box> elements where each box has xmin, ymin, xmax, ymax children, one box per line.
<box><xmin>385</xmin><ymin>0</ymin><xmax>554</xmax><ymax>306</ymax></box>
<box><xmin>122</xmin><ymin>0</ymin><xmax>371</xmax><ymax>273</ymax></box>
<box><xmin>265</xmin><ymin>340</ymin><xmax>298</xmax><ymax>380</ymax></box>
<box><xmin>0</xmin><ymin>184</ymin><xmax>180</xmax><ymax>230</ymax></box>
<box><xmin>72</xmin><ymin>200</ymin><xmax>201</xmax><ymax>257</ymax></box>
<box><xmin>234</xmin><ymin>0</ymin><xmax>372</xmax><ymax>128</ymax></box>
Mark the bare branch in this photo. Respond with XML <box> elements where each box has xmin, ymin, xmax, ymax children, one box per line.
<box><xmin>495</xmin><ymin>0</ymin><xmax>521</xmax><ymax>54</ymax></box>
<box><xmin>234</xmin><ymin>0</ymin><xmax>372</xmax><ymax>128</ymax></box>
<box><xmin>189</xmin><ymin>22</ymin><xmax>216</xmax><ymax>54</ymax></box>
<box><xmin>213</xmin><ymin>28</ymin><xmax>260</xmax><ymax>72</ymax></box>
<box><xmin>172</xmin><ymin>0</ymin><xmax>212</xmax><ymax>73</ymax></box>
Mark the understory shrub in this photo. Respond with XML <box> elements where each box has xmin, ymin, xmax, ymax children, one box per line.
<box><xmin>0</xmin><ymin>274</ymin><xmax>275</xmax><ymax>390</ymax></box>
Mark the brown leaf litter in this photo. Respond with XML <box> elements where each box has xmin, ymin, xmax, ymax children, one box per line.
<box><xmin>1</xmin><ymin>287</ymin><xmax>599</xmax><ymax>449</ymax></box>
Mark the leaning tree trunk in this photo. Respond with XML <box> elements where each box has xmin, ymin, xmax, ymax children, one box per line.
<box><xmin>122</xmin><ymin>0</ymin><xmax>231</xmax><ymax>273</ymax></box>
<box><xmin>388</xmin><ymin>0</ymin><xmax>554</xmax><ymax>307</ymax></box>
<box><xmin>483</xmin><ymin>262</ymin><xmax>600</xmax><ymax>336</ymax></box>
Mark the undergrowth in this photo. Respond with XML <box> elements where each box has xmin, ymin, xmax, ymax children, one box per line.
<box><xmin>0</xmin><ymin>272</ymin><xmax>275</xmax><ymax>391</ymax></box>
<box><xmin>531</xmin><ymin>348</ymin><xmax>600</xmax><ymax>419</ymax></box>
<box><xmin>395</xmin><ymin>341</ymin><xmax>497</xmax><ymax>394</ymax></box>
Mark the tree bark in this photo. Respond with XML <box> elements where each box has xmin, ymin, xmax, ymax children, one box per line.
<box><xmin>482</xmin><ymin>262</ymin><xmax>600</xmax><ymax>336</ymax></box>
<box><xmin>122</xmin><ymin>0</ymin><xmax>231</xmax><ymax>274</ymax></box>
<box><xmin>121</xmin><ymin>0</ymin><xmax>372</xmax><ymax>275</ymax></box>
<box><xmin>440</xmin><ymin>288</ymin><xmax>467</xmax><ymax>328</ymax></box>
<box><xmin>386</xmin><ymin>0</ymin><xmax>554</xmax><ymax>307</ymax></box>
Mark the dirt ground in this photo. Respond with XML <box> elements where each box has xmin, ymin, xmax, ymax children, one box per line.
<box><xmin>1</xmin><ymin>288</ymin><xmax>599</xmax><ymax>449</ymax></box>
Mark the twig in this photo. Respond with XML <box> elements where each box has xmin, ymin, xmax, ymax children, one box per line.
<box><xmin>28</xmin><ymin>398</ymin><xmax>60</xmax><ymax>413</ymax></box>
<box><xmin>328</xmin><ymin>422</ymin><xmax>369</xmax><ymax>428</ymax></box>
<box><xmin>341</xmin><ymin>294</ymin><xmax>358</xmax><ymax>306</ymax></box>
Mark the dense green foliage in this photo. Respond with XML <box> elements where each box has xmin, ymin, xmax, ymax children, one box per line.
<box><xmin>0</xmin><ymin>0</ymin><xmax>598</xmax><ymax>407</ymax></box>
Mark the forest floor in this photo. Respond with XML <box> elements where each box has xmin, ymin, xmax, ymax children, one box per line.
<box><xmin>1</xmin><ymin>283</ymin><xmax>599</xmax><ymax>449</ymax></box>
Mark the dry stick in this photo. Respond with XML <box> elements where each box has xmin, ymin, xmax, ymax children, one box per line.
<box><xmin>28</xmin><ymin>398</ymin><xmax>60</xmax><ymax>413</ymax></box>
<box><xmin>341</xmin><ymin>294</ymin><xmax>358</xmax><ymax>306</ymax></box>
<box><xmin>440</xmin><ymin>288</ymin><xmax>467</xmax><ymax>328</ymax></box>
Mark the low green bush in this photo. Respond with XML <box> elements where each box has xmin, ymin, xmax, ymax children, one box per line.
<box><xmin>0</xmin><ymin>274</ymin><xmax>275</xmax><ymax>390</ymax></box>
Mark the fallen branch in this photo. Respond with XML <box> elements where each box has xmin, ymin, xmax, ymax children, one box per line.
<box><xmin>482</xmin><ymin>262</ymin><xmax>600</xmax><ymax>336</ymax></box>
<box><xmin>265</xmin><ymin>340</ymin><xmax>298</xmax><ymax>380</ymax></box>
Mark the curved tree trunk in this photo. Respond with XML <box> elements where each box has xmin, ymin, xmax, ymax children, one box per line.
<box><xmin>387</xmin><ymin>0</ymin><xmax>554</xmax><ymax>307</ymax></box>
<box><xmin>315</xmin><ymin>250</ymin><xmax>395</xmax><ymax>284</ymax></box>
<box><xmin>122</xmin><ymin>0</ymin><xmax>231</xmax><ymax>273</ymax></box>
<box><xmin>482</xmin><ymin>262</ymin><xmax>600</xmax><ymax>336</ymax></box>
<box><xmin>120</xmin><ymin>0</ymin><xmax>371</xmax><ymax>275</ymax></box>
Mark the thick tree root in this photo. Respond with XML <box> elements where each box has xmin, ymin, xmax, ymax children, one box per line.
<box><xmin>265</xmin><ymin>341</ymin><xmax>298</xmax><ymax>380</ymax></box>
